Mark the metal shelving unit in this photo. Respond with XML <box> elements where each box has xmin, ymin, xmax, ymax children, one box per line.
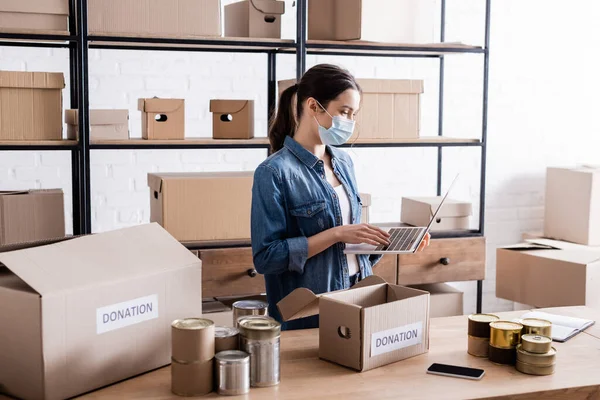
<box><xmin>0</xmin><ymin>0</ymin><xmax>490</xmax><ymax>312</ymax></box>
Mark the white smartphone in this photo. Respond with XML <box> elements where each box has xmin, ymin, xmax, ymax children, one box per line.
<box><xmin>426</xmin><ymin>363</ymin><xmax>485</xmax><ymax>380</ymax></box>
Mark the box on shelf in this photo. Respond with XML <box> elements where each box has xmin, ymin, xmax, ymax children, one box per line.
<box><xmin>0</xmin><ymin>223</ymin><xmax>202</xmax><ymax>400</ymax></box>
<box><xmin>209</xmin><ymin>100</ymin><xmax>254</xmax><ymax>140</ymax></box>
<box><xmin>307</xmin><ymin>0</ymin><xmax>436</xmax><ymax>43</ymax></box>
<box><xmin>401</xmin><ymin>197</ymin><xmax>472</xmax><ymax>231</ymax></box>
<box><xmin>138</xmin><ymin>98</ymin><xmax>184</xmax><ymax>140</ymax></box>
<box><xmin>225</xmin><ymin>0</ymin><xmax>285</xmax><ymax>39</ymax></box>
<box><xmin>0</xmin><ymin>71</ymin><xmax>65</xmax><ymax>141</ymax></box>
<box><xmin>202</xmin><ymin>300</ymin><xmax>234</xmax><ymax>327</ymax></box>
<box><xmin>277</xmin><ymin>275</ymin><xmax>430</xmax><ymax>372</ymax></box>
<box><xmin>409</xmin><ymin>283</ymin><xmax>463</xmax><ymax>318</ymax></box>
<box><xmin>544</xmin><ymin>166</ymin><xmax>600</xmax><ymax>246</ymax></box>
<box><xmin>496</xmin><ymin>238</ymin><xmax>600</xmax><ymax>309</ymax></box>
<box><xmin>359</xmin><ymin>192</ymin><xmax>371</xmax><ymax>223</ymax></box>
<box><xmin>65</xmin><ymin>109</ymin><xmax>129</xmax><ymax>141</ymax></box>
<box><xmin>0</xmin><ymin>189</ymin><xmax>65</xmax><ymax>246</ymax></box>
<box><xmin>0</xmin><ymin>0</ymin><xmax>69</xmax><ymax>34</ymax></box>
<box><xmin>148</xmin><ymin>172</ymin><xmax>253</xmax><ymax>242</ymax></box>
<box><xmin>88</xmin><ymin>0</ymin><xmax>221</xmax><ymax>38</ymax></box>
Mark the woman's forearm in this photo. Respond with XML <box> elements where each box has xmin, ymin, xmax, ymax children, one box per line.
<box><xmin>307</xmin><ymin>226</ymin><xmax>341</xmax><ymax>258</ymax></box>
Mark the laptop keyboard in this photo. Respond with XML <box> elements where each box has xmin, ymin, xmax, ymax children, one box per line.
<box><xmin>375</xmin><ymin>227</ymin><xmax>424</xmax><ymax>252</ymax></box>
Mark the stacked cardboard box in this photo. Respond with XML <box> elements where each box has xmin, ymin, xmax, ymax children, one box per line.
<box><xmin>0</xmin><ymin>0</ymin><xmax>69</xmax><ymax>34</ymax></box>
<box><xmin>401</xmin><ymin>197</ymin><xmax>472</xmax><ymax>231</ymax></box>
<box><xmin>138</xmin><ymin>98</ymin><xmax>185</xmax><ymax>140</ymax></box>
<box><xmin>225</xmin><ymin>0</ymin><xmax>285</xmax><ymax>39</ymax></box>
<box><xmin>65</xmin><ymin>109</ymin><xmax>129</xmax><ymax>141</ymax></box>
<box><xmin>210</xmin><ymin>100</ymin><xmax>254</xmax><ymax>140</ymax></box>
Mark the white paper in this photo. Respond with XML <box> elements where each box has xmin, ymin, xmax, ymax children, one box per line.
<box><xmin>96</xmin><ymin>294</ymin><xmax>159</xmax><ymax>334</ymax></box>
<box><xmin>519</xmin><ymin>311</ymin><xmax>595</xmax><ymax>342</ymax></box>
<box><xmin>371</xmin><ymin>321</ymin><xmax>423</xmax><ymax>357</ymax></box>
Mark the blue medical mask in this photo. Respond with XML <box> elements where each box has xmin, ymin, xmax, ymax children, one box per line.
<box><xmin>314</xmin><ymin>101</ymin><xmax>355</xmax><ymax>146</ymax></box>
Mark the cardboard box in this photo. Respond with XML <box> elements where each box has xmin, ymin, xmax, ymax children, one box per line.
<box><xmin>0</xmin><ymin>190</ymin><xmax>65</xmax><ymax>246</ymax></box>
<box><xmin>0</xmin><ymin>223</ymin><xmax>203</xmax><ymax>400</ymax></box>
<box><xmin>409</xmin><ymin>283</ymin><xmax>463</xmax><ymax>318</ymax></box>
<box><xmin>65</xmin><ymin>109</ymin><xmax>129</xmax><ymax>141</ymax></box>
<box><xmin>88</xmin><ymin>0</ymin><xmax>221</xmax><ymax>38</ymax></box>
<box><xmin>225</xmin><ymin>0</ymin><xmax>285</xmax><ymax>39</ymax></box>
<box><xmin>277</xmin><ymin>275</ymin><xmax>430</xmax><ymax>372</ymax></box>
<box><xmin>307</xmin><ymin>0</ymin><xmax>436</xmax><ymax>43</ymax></box>
<box><xmin>496</xmin><ymin>238</ymin><xmax>600</xmax><ymax>309</ymax></box>
<box><xmin>0</xmin><ymin>71</ymin><xmax>65</xmax><ymax>141</ymax></box>
<box><xmin>138</xmin><ymin>98</ymin><xmax>185</xmax><ymax>140</ymax></box>
<box><xmin>359</xmin><ymin>192</ymin><xmax>371</xmax><ymax>223</ymax></box>
<box><xmin>210</xmin><ymin>100</ymin><xmax>254</xmax><ymax>140</ymax></box>
<box><xmin>401</xmin><ymin>197</ymin><xmax>472</xmax><ymax>231</ymax></box>
<box><xmin>148</xmin><ymin>172</ymin><xmax>253</xmax><ymax>242</ymax></box>
<box><xmin>544</xmin><ymin>166</ymin><xmax>600</xmax><ymax>246</ymax></box>
<box><xmin>0</xmin><ymin>0</ymin><xmax>69</xmax><ymax>34</ymax></box>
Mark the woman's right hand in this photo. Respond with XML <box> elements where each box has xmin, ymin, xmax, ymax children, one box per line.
<box><xmin>334</xmin><ymin>224</ymin><xmax>391</xmax><ymax>246</ymax></box>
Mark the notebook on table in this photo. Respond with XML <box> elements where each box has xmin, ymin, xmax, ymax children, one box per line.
<box><xmin>519</xmin><ymin>311</ymin><xmax>596</xmax><ymax>342</ymax></box>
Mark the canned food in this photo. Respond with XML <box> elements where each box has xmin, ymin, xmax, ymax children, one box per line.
<box><xmin>521</xmin><ymin>318</ymin><xmax>552</xmax><ymax>337</ymax></box>
<box><xmin>215</xmin><ymin>326</ymin><xmax>240</xmax><ymax>353</ymax></box>
<box><xmin>521</xmin><ymin>334</ymin><xmax>552</xmax><ymax>354</ymax></box>
<box><xmin>233</xmin><ymin>300</ymin><xmax>268</xmax><ymax>327</ymax></box>
<box><xmin>467</xmin><ymin>335</ymin><xmax>490</xmax><ymax>358</ymax></box>
<box><xmin>171</xmin><ymin>318</ymin><xmax>215</xmax><ymax>363</ymax></box>
<box><xmin>516</xmin><ymin>345</ymin><xmax>556</xmax><ymax>366</ymax></box>
<box><xmin>468</xmin><ymin>314</ymin><xmax>500</xmax><ymax>338</ymax></box>
<box><xmin>239</xmin><ymin>316</ymin><xmax>281</xmax><ymax>387</ymax></box>
<box><xmin>489</xmin><ymin>321</ymin><xmax>523</xmax><ymax>349</ymax></box>
<box><xmin>516</xmin><ymin>360</ymin><xmax>555</xmax><ymax>376</ymax></box>
<box><xmin>488</xmin><ymin>344</ymin><xmax>517</xmax><ymax>365</ymax></box>
<box><xmin>171</xmin><ymin>358</ymin><xmax>213</xmax><ymax>396</ymax></box>
<box><xmin>215</xmin><ymin>350</ymin><xmax>250</xmax><ymax>396</ymax></box>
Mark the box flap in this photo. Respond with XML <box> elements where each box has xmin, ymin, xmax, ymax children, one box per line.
<box><xmin>209</xmin><ymin>100</ymin><xmax>250</xmax><ymax>114</ymax></box>
<box><xmin>147</xmin><ymin>171</ymin><xmax>254</xmax><ymax>180</ymax></box>
<box><xmin>502</xmin><ymin>242</ymin><xmax>600</xmax><ymax>264</ymax></box>
<box><xmin>138</xmin><ymin>98</ymin><xmax>184</xmax><ymax>113</ymax></box>
<box><xmin>0</xmin><ymin>223</ymin><xmax>199</xmax><ymax>297</ymax></box>
<box><xmin>525</xmin><ymin>238</ymin><xmax>600</xmax><ymax>253</ymax></box>
<box><xmin>252</xmin><ymin>0</ymin><xmax>285</xmax><ymax>15</ymax></box>
<box><xmin>0</xmin><ymin>191</ymin><xmax>30</xmax><ymax>196</ymax></box>
<box><xmin>403</xmin><ymin>197</ymin><xmax>473</xmax><ymax>218</ymax></box>
<box><xmin>358</xmin><ymin>79</ymin><xmax>424</xmax><ymax>94</ymax></box>
<box><xmin>0</xmin><ymin>71</ymin><xmax>65</xmax><ymax>89</ymax></box>
<box><xmin>147</xmin><ymin>174</ymin><xmax>164</xmax><ymax>194</ymax></box>
<box><xmin>65</xmin><ymin>109</ymin><xmax>129</xmax><ymax>126</ymax></box>
<box><xmin>0</xmin><ymin>0</ymin><xmax>69</xmax><ymax>15</ymax></box>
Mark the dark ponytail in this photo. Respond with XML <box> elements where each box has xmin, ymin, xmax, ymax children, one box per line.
<box><xmin>268</xmin><ymin>64</ymin><xmax>360</xmax><ymax>153</ymax></box>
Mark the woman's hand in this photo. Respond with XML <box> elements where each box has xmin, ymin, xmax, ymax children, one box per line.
<box><xmin>334</xmin><ymin>224</ymin><xmax>391</xmax><ymax>246</ymax></box>
<box><xmin>416</xmin><ymin>232</ymin><xmax>431</xmax><ymax>252</ymax></box>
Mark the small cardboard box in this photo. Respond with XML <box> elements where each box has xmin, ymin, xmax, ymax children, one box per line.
<box><xmin>210</xmin><ymin>100</ymin><xmax>254</xmax><ymax>140</ymax></box>
<box><xmin>0</xmin><ymin>0</ymin><xmax>69</xmax><ymax>34</ymax></box>
<box><xmin>225</xmin><ymin>0</ymin><xmax>285</xmax><ymax>39</ymax></box>
<box><xmin>401</xmin><ymin>197</ymin><xmax>472</xmax><ymax>231</ymax></box>
<box><xmin>277</xmin><ymin>275</ymin><xmax>430</xmax><ymax>372</ymax></box>
<box><xmin>544</xmin><ymin>166</ymin><xmax>600</xmax><ymax>246</ymax></box>
<box><xmin>65</xmin><ymin>109</ymin><xmax>129</xmax><ymax>141</ymax></box>
<box><xmin>88</xmin><ymin>0</ymin><xmax>221</xmax><ymax>38</ymax></box>
<box><xmin>0</xmin><ymin>223</ymin><xmax>203</xmax><ymax>400</ymax></box>
<box><xmin>148</xmin><ymin>172</ymin><xmax>253</xmax><ymax>242</ymax></box>
<box><xmin>0</xmin><ymin>71</ymin><xmax>65</xmax><ymax>141</ymax></box>
<box><xmin>409</xmin><ymin>283</ymin><xmax>463</xmax><ymax>318</ymax></box>
<box><xmin>307</xmin><ymin>0</ymin><xmax>436</xmax><ymax>43</ymax></box>
<box><xmin>496</xmin><ymin>238</ymin><xmax>600</xmax><ymax>309</ymax></box>
<box><xmin>0</xmin><ymin>190</ymin><xmax>65</xmax><ymax>246</ymax></box>
<box><xmin>138</xmin><ymin>98</ymin><xmax>185</xmax><ymax>140</ymax></box>
<box><xmin>359</xmin><ymin>192</ymin><xmax>371</xmax><ymax>223</ymax></box>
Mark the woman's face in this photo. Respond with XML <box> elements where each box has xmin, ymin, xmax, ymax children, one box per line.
<box><xmin>310</xmin><ymin>88</ymin><xmax>361</xmax><ymax>132</ymax></box>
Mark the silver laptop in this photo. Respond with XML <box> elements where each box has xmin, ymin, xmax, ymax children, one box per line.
<box><xmin>344</xmin><ymin>174</ymin><xmax>459</xmax><ymax>255</ymax></box>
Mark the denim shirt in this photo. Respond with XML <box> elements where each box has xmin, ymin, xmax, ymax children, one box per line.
<box><xmin>251</xmin><ymin>136</ymin><xmax>382</xmax><ymax>330</ymax></box>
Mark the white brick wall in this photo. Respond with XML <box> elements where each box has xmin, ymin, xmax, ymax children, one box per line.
<box><xmin>1</xmin><ymin>1</ymin><xmax>599</xmax><ymax>314</ymax></box>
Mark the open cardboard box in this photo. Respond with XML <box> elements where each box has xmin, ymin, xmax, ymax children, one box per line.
<box><xmin>277</xmin><ymin>276</ymin><xmax>430</xmax><ymax>372</ymax></box>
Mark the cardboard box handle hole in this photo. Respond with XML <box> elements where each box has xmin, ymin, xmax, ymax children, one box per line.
<box><xmin>155</xmin><ymin>114</ymin><xmax>168</xmax><ymax>122</ymax></box>
<box><xmin>220</xmin><ymin>114</ymin><xmax>233</xmax><ymax>122</ymax></box>
<box><xmin>264</xmin><ymin>15</ymin><xmax>277</xmax><ymax>23</ymax></box>
<box><xmin>338</xmin><ymin>326</ymin><xmax>352</xmax><ymax>339</ymax></box>
<box><xmin>154</xmin><ymin>191</ymin><xmax>159</xmax><ymax>199</ymax></box>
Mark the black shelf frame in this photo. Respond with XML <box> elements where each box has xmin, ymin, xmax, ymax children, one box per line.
<box><xmin>0</xmin><ymin>0</ymin><xmax>490</xmax><ymax>313</ymax></box>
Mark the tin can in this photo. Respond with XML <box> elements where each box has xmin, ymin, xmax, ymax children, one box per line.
<box><xmin>516</xmin><ymin>360</ymin><xmax>556</xmax><ymax>376</ymax></box>
<box><xmin>171</xmin><ymin>318</ymin><xmax>215</xmax><ymax>363</ymax></box>
<box><xmin>516</xmin><ymin>345</ymin><xmax>556</xmax><ymax>366</ymax></box>
<box><xmin>233</xmin><ymin>300</ymin><xmax>268</xmax><ymax>327</ymax></box>
<box><xmin>215</xmin><ymin>326</ymin><xmax>240</xmax><ymax>353</ymax></box>
<box><xmin>238</xmin><ymin>316</ymin><xmax>281</xmax><ymax>387</ymax></box>
<box><xmin>215</xmin><ymin>350</ymin><xmax>250</xmax><ymax>396</ymax></box>
<box><xmin>488</xmin><ymin>343</ymin><xmax>517</xmax><ymax>365</ymax></box>
<box><xmin>521</xmin><ymin>334</ymin><xmax>552</xmax><ymax>354</ymax></box>
<box><xmin>467</xmin><ymin>335</ymin><xmax>490</xmax><ymax>358</ymax></box>
<box><xmin>521</xmin><ymin>318</ymin><xmax>552</xmax><ymax>337</ymax></box>
<box><xmin>468</xmin><ymin>314</ymin><xmax>500</xmax><ymax>338</ymax></box>
<box><xmin>171</xmin><ymin>358</ymin><xmax>213</xmax><ymax>397</ymax></box>
<box><xmin>489</xmin><ymin>321</ymin><xmax>523</xmax><ymax>349</ymax></box>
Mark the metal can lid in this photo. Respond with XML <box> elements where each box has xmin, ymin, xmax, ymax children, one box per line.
<box><xmin>232</xmin><ymin>300</ymin><xmax>268</xmax><ymax>310</ymax></box>
<box><xmin>522</xmin><ymin>334</ymin><xmax>552</xmax><ymax>345</ymax></box>
<box><xmin>469</xmin><ymin>314</ymin><xmax>500</xmax><ymax>323</ymax></box>
<box><xmin>171</xmin><ymin>318</ymin><xmax>214</xmax><ymax>330</ymax></box>
<box><xmin>215</xmin><ymin>350</ymin><xmax>250</xmax><ymax>364</ymax></box>
<box><xmin>522</xmin><ymin>318</ymin><xmax>552</xmax><ymax>328</ymax></box>
<box><xmin>239</xmin><ymin>316</ymin><xmax>281</xmax><ymax>340</ymax></box>
<box><xmin>215</xmin><ymin>326</ymin><xmax>239</xmax><ymax>338</ymax></box>
<box><xmin>490</xmin><ymin>321</ymin><xmax>523</xmax><ymax>331</ymax></box>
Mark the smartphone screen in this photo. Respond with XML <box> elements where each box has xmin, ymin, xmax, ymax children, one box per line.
<box><xmin>427</xmin><ymin>363</ymin><xmax>485</xmax><ymax>380</ymax></box>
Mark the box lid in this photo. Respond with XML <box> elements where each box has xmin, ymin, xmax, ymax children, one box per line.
<box><xmin>209</xmin><ymin>100</ymin><xmax>251</xmax><ymax>114</ymax></box>
<box><xmin>138</xmin><ymin>98</ymin><xmax>184</xmax><ymax>113</ymax></box>
<box><xmin>65</xmin><ymin>109</ymin><xmax>129</xmax><ymax>126</ymax></box>
<box><xmin>501</xmin><ymin>238</ymin><xmax>600</xmax><ymax>265</ymax></box>
<box><xmin>0</xmin><ymin>223</ymin><xmax>199</xmax><ymax>297</ymax></box>
<box><xmin>0</xmin><ymin>71</ymin><xmax>65</xmax><ymax>89</ymax></box>
<box><xmin>147</xmin><ymin>171</ymin><xmax>254</xmax><ymax>194</ymax></box>
<box><xmin>252</xmin><ymin>0</ymin><xmax>285</xmax><ymax>15</ymax></box>
<box><xmin>0</xmin><ymin>189</ymin><xmax>63</xmax><ymax>197</ymax></box>
<box><xmin>357</xmin><ymin>79</ymin><xmax>424</xmax><ymax>94</ymax></box>
<box><xmin>277</xmin><ymin>275</ymin><xmax>387</xmax><ymax>321</ymax></box>
<box><xmin>0</xmin><ymin>0</ymin><xmax>69</xmax><ymax>15</ymax></box>
<box><xmin>403</xmin><ymin>197</ymin><xmax>473</xmax><ymax>218</ymax></box>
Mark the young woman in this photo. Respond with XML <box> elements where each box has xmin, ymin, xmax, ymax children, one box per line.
<box><xmin>251</xmin><ymin>64</ymin><xmax>430</xmax><ymax>330</ymax></box>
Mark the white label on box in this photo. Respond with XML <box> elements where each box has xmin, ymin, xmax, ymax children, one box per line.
<box><xmin>96</xmin><ymin>294</ymin><xmax>159</xmax><ymax>335</ymax></box>
<box><xmin>370</xmin><ymin>321</ymin><xmax>423</xmax><ymax>357</ymax></box>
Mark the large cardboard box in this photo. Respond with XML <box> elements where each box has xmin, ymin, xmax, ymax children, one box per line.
<box><xmin>0</xmin><ymin>190</ymin><xmax>65</xmax><ymax>246</ymax></box>
<box><xmin>148</xmin><ymin>172</ymin><xmax>253</xmax><ymax>242</ymax></box>
<box><xmin>277</xmin><ymin>275</ymin><xmax>430</xmax><ymax>372</ymax></box>
<box><xmin>0</xmin><ymin>223</ymin><xmax>202</xmax><ymax>400</ymax></box>
<box><xmin>307</xmin><ymin>0</ymin><xmax>436</xmax><ymax>43</ymax></box>
<box><xmin>496</xmin><ymin>238</ymin><xmax>600</xmax><ymax>309</ymax></box>
<box><xmin>401</xmin><ymin>197</ymin><xmax>472</xmax><ymax>231</ymax></box>
<box><xmin>138</xmin><ymin>98</ymin><xmax>185</xmax><ymax>140</ymax></box>
<box><xmin>409</xmin><ymin>283</ymin><xmax>463</xmax><ymax>318</ymax></box>
<box><xmin>0</xmin><ymin>71</ymin><xmax>65</xmax><ymax>141</ymax></box>
<box><xmin>225</xmin><ymin>0</ymin><xmax>285</xmax><ymax>39</ymax></box>
<box><xmin>65</xmin><ymin>109</ymin><xmax>129</xmax><ymax>141</ymax></box>
<box><xmin>0</xmin><ymin>0</ymin><xmax>69</xmax><ymax>34</ymax></box>
<box><xmin>88</xmin><ymin>0</ymin><xmax>221</xmax><ymax>38</ymax></box>
<box><xmin>544</xmin><ymin>166</ymin><xmax>600</xmax><ymax>246</ymax></box>
<box><xmin>210</xmin><ymin>100</ymin><xmax>254</xmax><ymax>139</ymax></box>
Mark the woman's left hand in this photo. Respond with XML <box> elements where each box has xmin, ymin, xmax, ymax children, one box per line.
<box><xmin>416</xmin><ymin>233</ymin><xmax>431</xmax><ymax>252</ymax></box>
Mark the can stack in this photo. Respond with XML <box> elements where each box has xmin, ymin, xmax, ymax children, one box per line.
<box><xmin>215</xmin><ymin>326</ymin><xmax>240</xmax><ymax>353</ymax></box>
<box><xmin>232</xmin><ymin>300</ymin><xmax>269</xmax><ymax>327</ymax></box>
<box><xmin>488</xmin><ymin>321</ymin><xmax>523</xmax><ymax>365</ymax></box>
<box><xmin>238</xmin><ymin>315</ymin><xmax>282</xmax><ymax>388</ymax></box>
<box><xmin>516</xmin><ymin>335</ymin><xmax>556</xmax><ymax>376</ymax></box>
<box><xmin>467</xmin><ymin>314</ymin><xmax>499</xmax><ymax>357</ymax></box>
